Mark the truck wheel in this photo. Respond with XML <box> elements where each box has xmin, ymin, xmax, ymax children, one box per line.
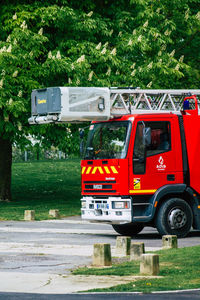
<box><xmin>112</xmin><ymin>223</ymin><xmax>144</xmax><ymax>236</ymax></box>
<box><xmin>155</xmin><ymin>198</ymin><xmax>192</xmax><ymax>238</ymax></box>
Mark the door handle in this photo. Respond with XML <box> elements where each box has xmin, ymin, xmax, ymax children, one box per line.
<box><xmin>133</xmin><ymin>158</ymin><xmax>144</xmax><ymax>163</ymax></box>
<box><xmin>167</xmin><ymin>174</ymin><xmax>175</xmax><ymax>181</ymax></box>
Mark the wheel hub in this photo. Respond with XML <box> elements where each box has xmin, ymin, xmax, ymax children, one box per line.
<box><xmin>168</xmin><ymin>208</ymin><xmax>187</xmax><ymax>229</ymax></box>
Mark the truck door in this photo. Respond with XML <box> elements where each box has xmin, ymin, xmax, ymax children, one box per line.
<box><xmin>130</xmin><ymin>118</ymin><xmax>181</xmax><ymax>197</ymax></box>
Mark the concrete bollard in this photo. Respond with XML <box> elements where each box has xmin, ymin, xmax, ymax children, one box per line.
<box><xmin>140</xmin><ymin>254</ymin><xmax>159</xmax><ymax>276</ymax></box>
<box><xmin>130</xmin><ymin>242</ymin><xmax>145</xmax><ymax>261</ymax></box>
<box><xmin>49</xmin><ymin>209</ymin><xmax>60</xmax><ymax>218</ymax></box>
<box><xmin>116</xmin><ymin>236</ymin><xmax>131</xmax><ymax>256</ymax></box>
<box><xmin>24</xmin><ymin>210</ymin><xmax>35</xmax><ymax>221</ymax></box>
<box><xmin>92</xmin><ymin>243</ymin><xmax>112</xmax><ymax>267</ymax></box>
<box><xmin>162</xmin><ymin>235</ymin><xmax>178</xmax><ymax>249</ymax></box>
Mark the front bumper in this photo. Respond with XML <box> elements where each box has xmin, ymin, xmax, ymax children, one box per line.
<box><xmin>81</xmin><ymin>196</ymin><xmax>132</xmax><ymax>224</ymax></box>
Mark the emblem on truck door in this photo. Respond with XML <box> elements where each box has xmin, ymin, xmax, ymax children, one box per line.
<box><xmin>156</xmin><ymin>156</ymin><xmax>166</xmax><ymax>171</ymax></box>
<box><xmin>134</xmin><ymin>178</ymin><xmax>141</xmax><ymax>190</ymax></box>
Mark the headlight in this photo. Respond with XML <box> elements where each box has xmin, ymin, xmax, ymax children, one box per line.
<box><xmin>81</xmin><ymin>201</ymin><xmax>86</xmax><ymax>209</ymax></box>
<box><xmin>112</xmin><ymin>201</ymin><xmax>130</xmax><ymax>209</ymax></box>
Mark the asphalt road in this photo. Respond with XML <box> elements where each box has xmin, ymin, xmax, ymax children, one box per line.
<box><xmin>0</xmin><ymin>217</ymin><xmax>199</xmax><ymax>297</ymax></box>
<box><xmin>0</xmin><ymin>291</ymin><xmax>200</xmax><ymax>300</ymax></box>
<box><xmin>0</xmin><ymin>218</ymin><xmax>199</xmax><ymax>248</ymax></box>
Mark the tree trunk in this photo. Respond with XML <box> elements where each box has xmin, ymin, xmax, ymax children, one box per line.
<box><xmin>0</xmin><ymin>137</ymin><xmax>12</xmax><ymax>201</ymax></box>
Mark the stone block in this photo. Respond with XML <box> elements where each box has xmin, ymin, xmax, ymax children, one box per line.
<box><xmin>140</xmin><ymin>254</ymin><xmax>159</xmax><ymax>276</ymax></box>
<box><xmin>49</xmin><ymin>209</ymin><xmax>60</xmax><ymax>218</ymax></box>
<box><xmin>92</xmin><ymin>243</ymin><xmax>112</xmax><ymax>267</ymax></box>
<box><xmin>162</xmin><ymin>235</ymin><xmax>178</xmax><ymax>249</ymax></box>
<box><xmin>24</xmin><ymin>210</ymin><xmax>35</xmax><ymax>221</ymax></box>
<box><xmin>115</xmin><ymin>236</ymin><xmax>131</xmax><ymax>256</ymax></box>
<box><xmin>130</xmin><ymin>242</ymin><xmax>145</xmax><ymax>261</ymax></box>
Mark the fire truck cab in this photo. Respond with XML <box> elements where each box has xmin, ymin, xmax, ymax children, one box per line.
<box><xmin>81</xmin><ymin>96</ymin><xmax>200</xmax><ymax>238</ymax></box>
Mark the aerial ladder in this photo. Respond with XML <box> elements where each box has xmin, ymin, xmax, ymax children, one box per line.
<box><xmin>28</xmin><ymin>87</ymin><xmax>200</xmax><ymax>124</ymax></box>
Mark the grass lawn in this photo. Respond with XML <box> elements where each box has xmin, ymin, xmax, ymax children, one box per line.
<box><xmin>73</xmin><ymin>246</ymin><xmax>200</xmax><ymax>292</ymax></box>
<box><xmin>0</xmin><ymin>159</ymin><xmax>81</xmax><ymax>220</ymax></box>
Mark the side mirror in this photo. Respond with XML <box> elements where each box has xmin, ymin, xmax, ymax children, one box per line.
<box><xmin>143</xmin><ymin>127</ymin><xmax>151</xmax><ymax>147</ymax></box>
<box><xmin>79</xmin><ymin>129</ymin><xmax>84</xmax><ymax>139</ymax></box>
<box><xmin>79</xmin><ymin>129</ymin><xmax>85</xmax><ymax>156</ymax></box>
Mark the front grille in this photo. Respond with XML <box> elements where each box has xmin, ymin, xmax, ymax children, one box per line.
<box><xmin>84</xmin><ymin>180</ymin><xmax>117</xmax><ymax>194</ymax></box>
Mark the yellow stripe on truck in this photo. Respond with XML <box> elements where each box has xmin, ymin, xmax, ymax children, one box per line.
<box><xmin>92</xmin><ymin>167</ymin><xmax>104</xmax><ymax>174</ymax></box>
<box><xmin>110</xmin><ymin>166</ymin><xmax>118</xmax><ymax>174</ymax></box>
<box><xmin>98</xmin><ymin>167</ymin><xmax>104</xmax><ymax>174</ymax></box>
<box><xmin>81</xmin><ymin>167</ymin><xmax>86</xmax><ymax>174</ymax></box>
<box><xmin>129</xmin><ymin>189</ymin><xmax>157</xmax><ymax>194</ymax></box>
<box><xmin>104</xmin><ymin>166</ymin><xmax>110</xmax><ymax>174</ymax></box>
<box><xmin>92</xmin><ymin>167</ymin><xmax>97</xmax><ymax>174</ymax></box>
<box><xmin>86</xmin><ymin>167</ymin><xmax>92</xmax><ymax>174</ymax></box>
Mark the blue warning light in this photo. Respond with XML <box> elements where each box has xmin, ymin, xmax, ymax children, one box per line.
<box><xmin>183</xmin><ymin>100</ymin><xmax>190</xmax><ymax>110</ymax></box>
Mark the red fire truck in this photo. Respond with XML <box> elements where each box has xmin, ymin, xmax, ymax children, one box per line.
<box><xmin>29</xmin><ymin>88</ymin><xmax>200</xmax><ymax>237</ymax></box>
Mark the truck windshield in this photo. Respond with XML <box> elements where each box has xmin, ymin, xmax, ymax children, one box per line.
<box><xmin>84</xmin><ymin>121</ymin><xmax>131</xmax><ymax>160</ymax></box>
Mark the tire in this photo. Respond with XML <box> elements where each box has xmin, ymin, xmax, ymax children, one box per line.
<box><xmin>155</xmin><ymin>198</ymin><xmax>193</xmax><ymax>238</ymax></box>
<box><xmin>112</xmin><ymin>223</ymin><xmax>144</xmax><ymax>236</ymax></box>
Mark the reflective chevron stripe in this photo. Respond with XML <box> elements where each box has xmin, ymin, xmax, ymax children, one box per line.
<box><xmin>92</xmin><ymin>167</ymin><xmax>104</xmax><ymax>174</ymax></box>
<box><xmin>104</xmin><ymin>166</ymin><xmax>110</xmax><ymax>174</ymax></box>
<box><xmin>110</xmin><ymin>166</ymin><xmax>118</xmax><ymax>174</ymax></box>
<box><xmin>86</xmin><ymin>167</ymin><xmax>92</xmax><ymax>174</ymax></box>
<box><xmin>81</xmin><ymin>167</ymin><xmax>86</xmax><ymax>174</ymax></box>
<box><xmin>82</xmin><ymin>166</ymin><xmax>118</xmax><ymax>175</ymax></box>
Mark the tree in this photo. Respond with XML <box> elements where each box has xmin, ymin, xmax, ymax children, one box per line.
<box><xmin>0</xmin><ymin>0</ymin><xmax>199</xmax><ymax>201</ymax></box>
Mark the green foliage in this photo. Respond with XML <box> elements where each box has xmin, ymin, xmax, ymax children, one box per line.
<box><xmin>0</xmin><ymin>0</ymin><xmax>199</xmax><ymax>150</ymax></box>
<box><xmin>0</xmin><ymin>159</ymin><xmax>81</xmax><ymax>220</ymax></box>
<box><xmin>0</xmin><ymin>26</ymin><xmax>47</xmax><ymax>143</ymax></box>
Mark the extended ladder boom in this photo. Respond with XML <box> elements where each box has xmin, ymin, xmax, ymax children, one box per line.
<box><xmin>28</xmin><ymin>87</ymin><xmax>200</xmax><ymax>124</ymax></box>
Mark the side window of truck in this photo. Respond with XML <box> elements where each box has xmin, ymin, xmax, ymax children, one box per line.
<box><xmin>133</xmin><ymin>121</ymin><xmax>171</xmax><ymax>174</ymax></box>
<box><xmin>145</xmin><ymin>121</ymin><xmax>171</xmax><ymax>156</ymax></box>
<box><xmin>133</xmin><ymin>122</ymin><xmax>146</xmax><ymax>174</ymax></box>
